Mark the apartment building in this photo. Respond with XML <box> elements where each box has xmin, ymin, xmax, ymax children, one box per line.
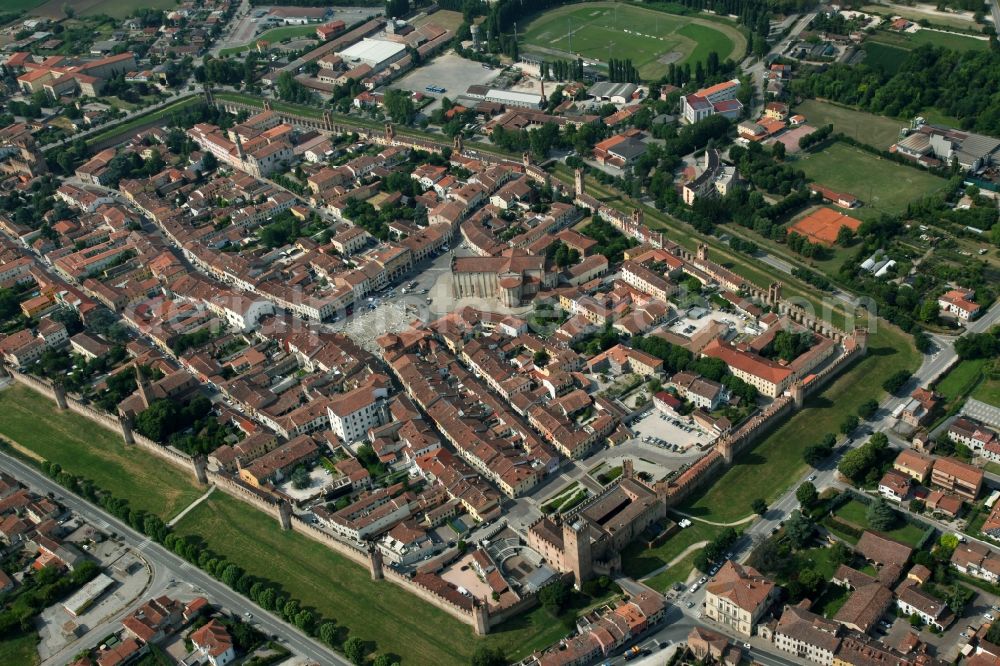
<box><xmin>930</xmin><ymin>457</ymin><xmax>982</xmax><ymax>501</ymax></box>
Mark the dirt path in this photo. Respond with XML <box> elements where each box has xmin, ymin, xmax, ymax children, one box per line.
<box><xmin>670</xmin><ymin>510</ymin><xmax>757</xmax><ymax>527</ymax></box>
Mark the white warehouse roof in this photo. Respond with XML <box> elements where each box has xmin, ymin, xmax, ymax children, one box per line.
<box><xmin>337</xmin><ymin>38</ymin><xmax>406</xmax><ymax>65</ymax></box>
<box><xmin>485</xmin><ymin>89</ymin><xmax>544</xmax><ymax>106</ymax></box>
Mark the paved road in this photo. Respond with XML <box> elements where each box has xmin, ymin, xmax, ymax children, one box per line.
<box><xmin>0</xmin><ymin>451</ymin><xmax>350</xmax><ymax>666</ymax></box>
<box><xmin>742</xmin><ymin>13</ymin><xmax>816</xmax><ymax>116</ymax></box>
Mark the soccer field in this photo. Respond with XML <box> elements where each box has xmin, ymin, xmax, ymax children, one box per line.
<box><xmin>522</xmin><ymin>3</ymin><xmax>744</xmax><ymax>80</ymax></box>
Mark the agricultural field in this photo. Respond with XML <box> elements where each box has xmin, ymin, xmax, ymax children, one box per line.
<box><xmin>794</xmin><ymin>142</ymin><xmax>947</xmax><ymax>219</ymax></box>
<box><xmin>0</xmin><ymin>383</ymin><xmax>202</xmax><ymax>520</ymax></box>
<box><xmin>868</xmin><ymin>28</ymin><xmax>988</xmax><ymax>53</ymax></box>
<box><xmin>220</xmin><ymin>25</ymin><xmax>318</xmax><ymax>56</ymax></box>
<box><xmin>30</xmin><ymin>0</ymin><xmax>176</xmax><ymax>19</ymax></box>
<box><xmin>520</xmin><ymin>2</ymin><xmax>744</xmax><ymax>79</ymax></box>
<box><xmin>794</xmin><ymin>99</ymin><xmax>904</xmax><ymax>149</ymax></box>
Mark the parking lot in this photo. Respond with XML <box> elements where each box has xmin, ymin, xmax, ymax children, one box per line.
<box><xmin>629</xmin><ymin>408</ymin><xmax>717</xmax><ymax>452</ymax></box>
<box><xmin>390</xmin><ymin>53</ymin><xmax>501</xmax><ymax>112</ymax></box>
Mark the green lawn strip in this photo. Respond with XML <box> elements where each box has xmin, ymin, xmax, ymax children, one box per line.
<box><xmin>170</xmin><ymin>493</ymin><xmax>549</xmax><ymax>664</ymax></box>
<box><xmin>934</xmin><ymin>358</ymin><xmax>986</xmax><ymax>403</ymax></box>
<box><xmin>678</xmin><ymin>325</ymin><xmax>918</xmax><ymax>523</ymax></box>
<box><xmin>794</xmin><ymin>99</ymin><xmax>904</xmax><ymax>149</ymax></box>
<box><xmin>794</xmin><ymin>143</ymin><xmax>947</xmax><ymax>219</ymax></box>
<box><xmin>0</xmin><ymin>383</ymin><xmax>201</xmax><ymax>519</ymax></box>
<box><xmin>621</xmin><ymin>522</ymin><xmax>722</xmax><ymax>579</ymax></box>
<box><xmin>85</xmin><ymin>96</ymin><xmax>200</xmax><ymax>146</ymax></box>
<box><xmin>833</xmin><ymin>499</ymin><xmax>926</xmax><ymax>547</ymax></box>
<box><xmin>0</xmin><ymin>633</ymin><xmax>39</xmax><ymax>666</ymax></box>
<box><xmin>220</xmin><ymin>25</ymin><xmax>318</xmax><ymax>56</ymax></box>
<box><xmin>644</xmin><ymin>550</ymin><xmax>699</xmax><ymax>592</ymax></box>
<box><xmin>972</xmin><ymin>376</ymin><xmax>1000</xmax><ymax>406</ymax></box>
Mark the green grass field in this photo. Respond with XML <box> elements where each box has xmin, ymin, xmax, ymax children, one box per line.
<box><xmin>644</xmin><ymin>551</ymin><xmax>699</xmax><ymax>591</ymax></box>
<box><xmin>869</xmin><ymin>28</ymin><xmax>988</xmax><ymax>53</ymax></box>
<box><xmin>794</xmin><ymin>142</ymin><xmax>947</xmax><ymax>219</ymax></box>
<box><xmin>934</xmin><ymin>358</ymin><xmax>987</xmax><ymax>403</ymax></box>
<box><xmin>794</xmin><ymin>100</ymin><xmax>904</xmax><ymax>150</ymax></box>
<box><xmin>833</xmin><ymin>499</ymin><xmax>928</xmax><ymax>546</ymax></box>
<box><xmin>5</xmin><ymin>0</ymin><xmax>45</xmax><ymax>10</ymax></box>
<box><xmin>678</xmin><ymin>325</ymin><xmax>920</xmax><ymax>524</ymax></box>
<box><xmin>171</xmin><ymin>493</ymin><xmax>556</xmax><ymax>664</ymax></box>
<box><xmin>220</xmin><ymin>25</ymin><xmax>319</xmax><ymax>56</ymax></box>
<box><xmin>521</xmin><ymin>2</ymin><xmax>744</xmax><ymax>79</ymax></box>
<box><xmin>0</xmin><ymin>383</ymin><xmax>202</xmax><ymax>519</ymax></box>
<box><xmin>973</xmin><ymin>376</ymin><xmax>1000</xmax><ymax>406</ymax></box>
<box><xmin>0</xmin><ymin>634</ymin><xmax>39</xmax><ymax>666</ymax></box>
<box><xmin>862</xmin><ymin>41</ymin><xmax>911</xmax><ymax>73</ymax></box>
<box><xmin>622</xmin><ymin>521</ymin><xmax>722</xmax><ymax>579</ymax></box>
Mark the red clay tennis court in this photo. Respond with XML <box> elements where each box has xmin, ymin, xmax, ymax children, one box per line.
<box><xmin>788</xmin><ymin>207</ymin><xmax>862</xmax><ymax>246</ymax></box>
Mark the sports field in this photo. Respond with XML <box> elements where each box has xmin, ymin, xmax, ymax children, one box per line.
<box><xmin>521</xmin><ymin>2</ymin><xmax>745</xmax><ymax>80</ymax></box>
<box><xmin>796</xmin><ymin>142</ymin><xmax>947</xmax><ymax>219</ymax></box>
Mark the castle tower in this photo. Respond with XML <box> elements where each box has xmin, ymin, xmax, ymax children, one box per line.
<box><xmin>235</xmin><ymin>134</ymin><xmax>246</xmax><ymax>161</ymax></box>
<box><xmin>119</xmin><ymin>413</ymin><xmax>134</xmax><ymax>446</ymax></box>
<box><xmin>278</xmin><ymin>500</ymin><xmax>292</xmax><ymax>530</ymax></box>
<box><xmin>323</xmin><ymin>110</ymin><xmax>333</xmax><ymax>131</ymax></box>
<box><xmin>522</xmin><ymin>152</ymin><xmax>531</xmax><ymax>169</ymax></box>
<box><xmin>621</xmin><ymin>458</ymin><xmax>635</xmax><ymax>480</ymax></box>
<box><xmin>718</xmin><ymin>437</ymin><xmax>734</xmax><ymax>465</ymax></box>
<box><xmin>135</xmin><ymin>364</ymin><xmax>152</xmax><ymax>410</ymax></box>
<box><xmin>454</xmin><ymin>133</ymin><xmax>464</xmax><ymax>153</ymax></box>
<box><xmin>768</xmin><ymin>282</ymin><xmax>783</xmax><ymax>305</ymax></box>
<box><xmin>630</xmin><ymin>208</ymin><xmax>643</xmax><ymax>228</ymax></box>
<box><xmin>540</xmin><ymin>77</ymin><xmax>546</xmax><ymax>103</ymax></box>
<box><xmin>193</xmin><ymin>455</ymin><xmax>209</xmax><ymax>485</ymax></box>
<box><xmin>562</xmin><ymin>519</ymin><xmax>592</xmax><ymax>588</ymax></box>
<box><xmin>789</xmin><ymin>381</ymin><xmax>805</xmax><ymax>410</ymax></box>
<box><xmin>473</xmin><ymin>602</ymin><xmax>490</xmax><ymax>636</ymax></box>
<box><xmin>696</xmin><ymin>243</ymin><xmax>708</xmax><ymax>262</ymax></box>
<box><xmin>53</xmin><ymin>382</ymin><xmax>68</xmax><ymax>410</ymax></box>
<box><xmin>385</xmin><ymin>122</ymin><xmax>395</xmax><ymax>141</ymax></box>
<box><xmin>853</xmin><ymin>327</ymin><xmax>869</xmax><ymax>354</ymax></box>
<box><xmin>574</xmin><ymin>168</ymin><xmax>584</xmax><ymax>197</ymax></box>
<box><xmin>368</xmin><ymin>545</ymin><xmax>384</xmax><ymax>580</ymax></box>
<box><xmin>263</xmin><ymin>99</ymin><xmax>272</xmax><ymax>111</ymax></box>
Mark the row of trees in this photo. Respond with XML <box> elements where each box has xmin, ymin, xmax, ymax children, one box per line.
<box><xmin>792</xmin><ymin>45</ymin><xmax>1000</xmax><ymax>136</ymax></box>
